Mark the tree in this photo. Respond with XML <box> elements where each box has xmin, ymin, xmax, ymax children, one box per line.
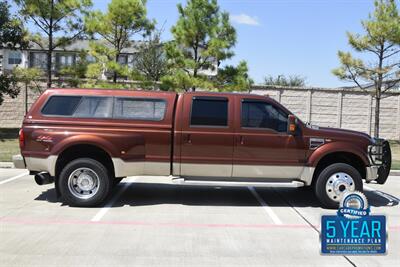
<box><xmin>0</xmin><ymin>1</ymin><xmax>28</xmax><ymax>49</ymax></box>
<box><xmin>135</xmin><ymin>28</ymin><xmax>168</xmax><ymax>84</ymax></box>
<box><xmin>15</xmin><ymin>0</ymin><xmax>93</xmax><ymax>88</ymax></box>
<box><xmin>0</xmin><ymin>0</ymin><xmax>28</xmax><ymax>105</ymax></box>
<box><xmin>164</xmin><ymin>0</ymin><xmax>236</xmax><ymax>91</ymax></box>
<box><xmin>264</xmin><ymin>74</ymin><xmax>306</xmax><ymax>87</ymax></box>
<box><xmin>332</xmin><ymin>0</ymin><xmax>400</xmax><ymax>138</ymax></box>
<box><xmin>0</xmin><ymin>75</ymin><xmax>18</xmax><ymax>106</ymax></box>
<box><xmin>215</xmin><ymin>61</ymin><xmax>253</xmax><ymax>91</ymax></box>
<box><xmin>85</xmin><ymin>0</ymin><xmax>153</xmax><ymax>83</ymax></box>
<box><xmin>12</xmin><ymin>67</ymin><xmax>44</xmax><ymax>114</ymax></box>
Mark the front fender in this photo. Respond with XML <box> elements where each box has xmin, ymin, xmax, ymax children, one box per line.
<box><xmin>308</xmin><ymin>141</ymin><xmax>369</xmax><ymax>167</ymax></box>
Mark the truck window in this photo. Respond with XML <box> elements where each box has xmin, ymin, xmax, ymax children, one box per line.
<box><xmin>41</xmin><ymin>96</ymin><xmax>82</xmax><ymax>116</ymax></box>
<box><xmin>190</xmin><ymin>97</ymin><xmax>228</xmax><ymax>126</ymax></box>
<box><xmin>241</xmin><ymin>100</ymin><xmax>287</xmax><ymax>132</ymax></box>
<box><xmin>73</xmin><ymin>97</ymin><xmax>113</xmax><ymax>118</ymax></box>
<box><xmin>113</xmin><ymin>97</ymin><xmax>166</xmax><ymax>121</ymax></box>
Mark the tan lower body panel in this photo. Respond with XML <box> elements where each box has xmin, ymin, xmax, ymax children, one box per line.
<box><xmin>24</xmin><ymin>156</ymin><xmax>170</xmax><ymax>178</ymax></box>
<box><xmin>25</xmin><ymin>156</ymin><xmax>58</xmax><ymax>176</ymax></box>
<box><xmin>23</xmin><ymin>155</ymin><xmax>316</xmax><ymax>185</ymax></box>
<box><xmin>180</xmin><ymin>163</ymin><xmax>232</xmax><ymax>177</ymax></box>
<box><xmin>112</xmin><ymin>158</ymin><xmax>170</xmax><ymax>177</ymax></box>
<box><xmin>233</xmin><ymin>165</ymin><xmax>303</xmax><ymax>179</ymax></box>
<box><xmin>177</xmin><ymin>163</ymin><xmax>315</xmax><ymax>185</ymax></box>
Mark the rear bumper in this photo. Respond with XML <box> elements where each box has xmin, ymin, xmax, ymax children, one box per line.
<box><xmin>12</xmin><ymin>154</ymin><xmax>57</xmax><ymax>176</ymax></box>
<box><xmin>12</xmin><ymin>154</ymin><xmax>26</xmax><ymax>169</ymax></box>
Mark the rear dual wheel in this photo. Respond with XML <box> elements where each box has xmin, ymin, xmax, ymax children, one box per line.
<box><xmin>59</xmin><ymin>158</ymin><xmax>112</xmax><ymax>207</ymax></box>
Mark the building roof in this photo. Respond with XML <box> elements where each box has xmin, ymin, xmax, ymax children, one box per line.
<box><xmin>26</xmin><ymin>39</ymin><xmax>144</xmax><ymax>54</ymax></box>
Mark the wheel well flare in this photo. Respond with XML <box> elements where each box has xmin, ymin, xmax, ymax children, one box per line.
<box><xmin>312</xmin><ymin>152</ymin><xmax>366</xmax><ymax>184</ymax></box>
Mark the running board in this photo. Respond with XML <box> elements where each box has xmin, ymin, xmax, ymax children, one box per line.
<box><xmin>171</xmin><ymin>178</ymin><xmax>305</xmax><ymax>188</ymax></box>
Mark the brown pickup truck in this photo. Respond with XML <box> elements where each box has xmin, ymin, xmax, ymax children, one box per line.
<box><xmin>13</xmin><ymin>88</ymin><xmax>391</xmax><ymax>208</ymax></box>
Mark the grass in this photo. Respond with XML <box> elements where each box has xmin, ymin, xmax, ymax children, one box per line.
<box><xmin>389</xmin><ymin>141</ymin><xmax>400</xmax><ymax>170</ymax></box>
<box><xmin>0</xmin><ymin>128</ymin><xmax>19</xmax><ymax>162</ymax></box>
<box><xmin>0</xmin><ymin>128</ymin><xmax>399</xmax><ymax>169</ymax></box>
<box><xmin>0</xmin><ymin>138</ymin><xmax>19</xmax><ymax>162</ymax></box>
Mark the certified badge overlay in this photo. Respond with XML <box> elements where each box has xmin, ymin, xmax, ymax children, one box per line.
<box><xmin>321</xmin><ymin>191</ymin><xmax>387</xmax><ymax>255</ymax></box>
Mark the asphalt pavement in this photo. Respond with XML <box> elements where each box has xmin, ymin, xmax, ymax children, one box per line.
<box><xmin>0</xmin><ymin>168</ymin><xmax>399</xmax><ymax>266</ymax></box>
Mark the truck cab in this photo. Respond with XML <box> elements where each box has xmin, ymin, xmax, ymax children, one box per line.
<box><xmin>13</xmin><ymin>88</ymin><xmax>391</xmax><ymax>208</ymax></box>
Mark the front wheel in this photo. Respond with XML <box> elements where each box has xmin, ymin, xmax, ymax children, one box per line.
<box><xmin>59</xmin><ymin>158</ymin><xmax>111</xmax><ymax>207</ymax></box>
<box><xmin>314</xmin><ymin>163</ymin><xmax>363</xmax><ymax>209</ymax></box>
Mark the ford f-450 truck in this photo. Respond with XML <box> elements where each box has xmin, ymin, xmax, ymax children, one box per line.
<box><xmin>13</xmin><ymin>89</ymin><xmax>392</xmax><ymax>208</ymax></box>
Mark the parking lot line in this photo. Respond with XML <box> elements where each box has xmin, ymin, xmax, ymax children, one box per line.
<box><xmin>91</xmin><ymin>177</ymin><xmax>135</xmax><ymax>222</ymax></box>
<box><xmin>247</xmin><ymin>186</ymin><xmax>282</xmax><ymax>225</ymax></box>
<box><xmin>0</xmin><ymin>171</ymin><xmax>29</xmax><ymax>185</ymax></box>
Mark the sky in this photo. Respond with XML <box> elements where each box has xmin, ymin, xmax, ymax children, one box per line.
<box><xmin>11</xmin><ymin>0</ymin><xmax>397</xmax><ymax>87</ymax></box>
<box><xmin>93</xmin><ymin>0</ymin><xmax>378</xmax><ymax>87</ymax></box>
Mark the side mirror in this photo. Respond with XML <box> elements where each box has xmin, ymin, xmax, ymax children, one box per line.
<box><xmin>287</xmin><ymin>114</ymin><xmax>297</xmax><ymax>135</ymax></box>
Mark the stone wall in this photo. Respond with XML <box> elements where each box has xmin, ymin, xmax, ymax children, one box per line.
<box><xmin>0</xmin><ymin>86</ymin><xmax>42</xmax><ymax>129</ymax></box>
<box><xmin>251</xmin><ymin>86</ymin><xmax>400</xmax><ymax>140</ymax></box>
<box><xmin>1</xmin><ymin>85</ymin><xmax>399</xmax><ymax>140</ymax></box>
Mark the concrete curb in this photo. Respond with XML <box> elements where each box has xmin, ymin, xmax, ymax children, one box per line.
<box><xmin>0</xmin><ymin>162</ymin><xmax>14</xmax><ymax>168</ymax></box>
<box><xmin>390</xmin><ymin>170</ymin><xmax>400</xmax><ymax>176</ymax></box>
<box><xmin>0</xmin><ymin>161</ymin><xmax>399</xmax><ymax>176</ymax></box>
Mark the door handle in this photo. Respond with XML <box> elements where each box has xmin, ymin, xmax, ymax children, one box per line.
<box><xmin>185</xmin><ymin>134</ymin><xmax>192</xmax><ymax>144</ymax></box>
<box><xmin>240</xmin><ymin>136</ymin><xmax>244</xmax><ymax>145</ymax></box>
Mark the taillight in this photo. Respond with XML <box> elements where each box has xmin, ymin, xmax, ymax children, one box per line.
<box><xmin>19</xmin><ymin>129</ymin><xmax>25</xmax><ymax>149</ymax></box>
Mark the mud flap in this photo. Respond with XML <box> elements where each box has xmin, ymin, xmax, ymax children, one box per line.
<box><xmin>376</xmin><ymin>141</ymin><xmax>391</xmax><ymax>184</ymax></box>
<box><xmin>55</xmin><ymin>176</ymin><xmax>61</xmax><ymax>198</ymax></box>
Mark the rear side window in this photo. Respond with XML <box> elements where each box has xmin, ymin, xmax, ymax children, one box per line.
<box><xmin>113</xmin><ymin>97</ymin><xmax>166</xmax><ymax>121</ymax></box>
<box><xmin>73</xmin><ymin>97</ymin><xmax>113</xmax><ymax>118</ymax></box>
<box><xmin>241</xmin><ymin>100</ymin><xmax>288</xmax><ymax>132</ymax></box>
<box><xmin>41</xmin><ymin>96</ymin><xmax>82</xmax><ymax>116</ymax></box>
<box><xmin>190</xmin><ymin>97</ymin><xmax>228</xmax><ymax>126</ymax></box>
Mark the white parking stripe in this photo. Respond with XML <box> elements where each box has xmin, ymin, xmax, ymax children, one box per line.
<box><xmin>91</xmin><ymin>177</ymin><xmax>135</xmax><ymax>222</ymax></box>
<box><xmin>247</xmin><ymin>186</ymin><xmax>282</xmax><ymax>225</ymax></box>
<box><xmin>0</xmin><ymin>171</ymin><xmax>29</xmax><ymax>185</ymax></box>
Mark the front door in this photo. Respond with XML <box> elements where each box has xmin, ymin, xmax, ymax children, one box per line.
<box><xmin>179</xmin><ymin>94</ymin><xmax>234</xmax><ymax>177</ymax></box>
<box><xmin>233</xmin><ymin>96</ymin><xmax>306</xmax><ymax>179</ymax></box>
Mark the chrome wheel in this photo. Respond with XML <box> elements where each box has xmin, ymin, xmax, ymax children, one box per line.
<box><xmin>67</xmin><ymin>168</ymin><xmax>100</xmax><ymax>199</ymax></box>
<box><xmin>325</xmin><ymin>172</ymin><xmax>355</xmax><ymax>202</ymax></box>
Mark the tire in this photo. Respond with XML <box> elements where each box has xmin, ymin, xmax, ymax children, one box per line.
<box><xmin>314</xmin><ymin>163</ymin><xmax>363</xmax><ymax>209</ymax></box>
<box><xmin>59</xmin><ymin>158</ymin><xmax>111</xmax><ymax>207</ymax></box>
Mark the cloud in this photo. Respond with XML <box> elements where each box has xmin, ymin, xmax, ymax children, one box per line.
<box><xmin>230</xmin><ymin>14</ymin><xmax>260</xmax><ymax>26</ymax></box>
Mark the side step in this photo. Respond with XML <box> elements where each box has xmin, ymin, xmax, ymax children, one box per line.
<box><xmin>171</xmin><ymin>178</ymin><xmax>305</xmax><ymax>188</ymax></box>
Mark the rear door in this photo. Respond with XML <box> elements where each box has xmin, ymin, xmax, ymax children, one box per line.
<box><xmin>178</xmin><ymin>94</ymin><xmax>234</xmax><ymax>177</ymax></box>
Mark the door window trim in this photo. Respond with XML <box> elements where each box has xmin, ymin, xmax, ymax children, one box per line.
<box><xmin>189</xmin><ymin>96</ymin><xmax>229</xmax><ymax>128</ymax></box>
<box><xmin>41</xmin><ymin>95</ymin><xmax>168</xmax><ymax>121</ymax></box>
<box><xmin>240</xmin><ymin>98</ymin><xmax>289</xmax><ymax>133</ymax></box>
